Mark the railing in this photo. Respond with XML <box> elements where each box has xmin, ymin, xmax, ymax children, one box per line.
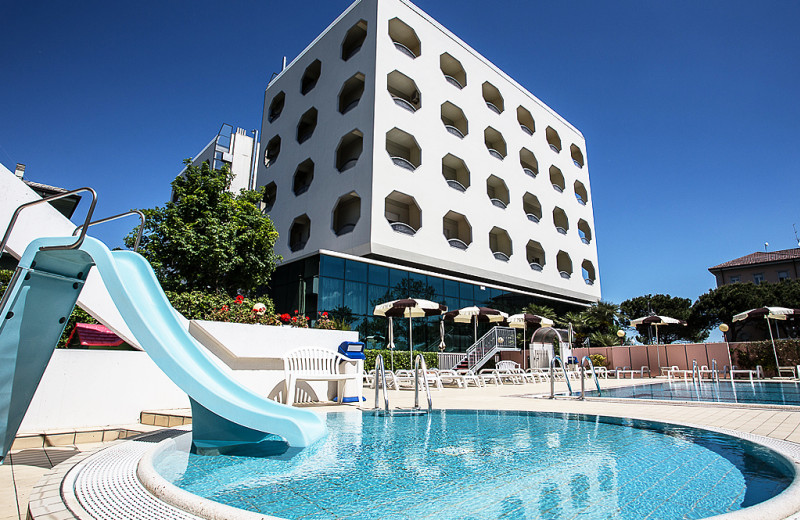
<box><xmin>444</xmin><ymin>125</ymin><xmax>465</xmax><ymax>138</ymax></box>
<box><xmin>343</xmin><ymin>43</ymin><xmax>363</xmax><ymax>61</ymax></box>
<box><xmin>72</xmin><ymin>210</ymin><xmax>145</xmax><ymax>252</ymax></box>
<box><xmin>556</xmin><ymin>226</ymin><xmax>568</xmax><ymax>235</ymax></box>
<box><xmin>437</xmin><ymin>352</ymin><xmax>464</xmax><ymax>370</ymax></box>
<box><xmin>552</xmin><ymin>184</ymin><xmax>564</xmax><ymax>193</ymax></box>
<box><xmin>446</xmin><ymin>179</ymin><xmax>467</xmax><ymax>192</ymax></box>
<box><xmin>341</xmin><ymin>98</ymin><xmax>360</xmax><ymax>114</ymax></box>
<box><xmin>414</xmin><ymin>355</ymin><xmax>433</xmax><ymax>412</ymax></box>
<box><xmin>581</xmin><ymin>237</ymin><xmax>590</xmax><ymax>244</ymax></box>
<box><xmin>486</xmin><ymin>102</ymin><xmax>502</xmax><ymax>114</ymax></box>
<box><xmin>575</xmin><ymin>194</ymin><xmax>586</xmax><ymax>205</ymax></box>
<box><xmin>487</xmin><ymin>148</ymin><xmax>505</xmax><ymax>160</ymax></box>
<box><xmin>459</xmin><ymin>326</ymin><xmax>517</xmax><ymax>372</ymax></box>
<box><xmin>490</xmin><ymin>198</ymin><xmax>507</xmax><ymax>209</ymax></box>
<box><xmin>559</xmin><ymin>271</ymin><xmax>571</xmax><ymax>279</ymax></box>
<box><xmin>448</xmin><ymin>238</ymin><xmax>468</xmax><ymax>250</ymax></box>
<box><xmin>391</xmin><ymin>156</ymin><xmax>417</xmax><ymax>171</ymax></box>
<box><xmin>584</xmin><ymin>278</ymin><xmax>594</xmax><ymax>285</ymax></box>
<box><xmin>529</xmin><ymin>262</ymin><xmax>543</xmax><ymax>272</ymax></box>
<box><xmin>520</xmin><ymin>124</ymin><xmax>534</xmax><ymax>136</ymax></box>
<box><xmin>573</xmin><ymin>159</ymin><xmax>583</xmax><ymax>168</ymax></box>
<box><xmin>549</xmin><ymin>356</ymin><xmax>573</xmax><ymax>398</ymax></box>
<box><xmin>579</xmin><ymin>356</ymin><xmax>601</xmax><ymax>399</ymax></box>
<box><xmin>393</xmin><ymin>42</ymin><xmax>417</xmax><ymax>58</ymax></box>
<box><xmin>523</xmin><ymin>167</ymin><xmax>537</xmax><ymax>178</ymax></box>
<box><xmin>1</xmin><ymin>187</ymin><xmax>98</xmax><ymax>254</ymax></box>
<box><xmin>338</xmin><ymin>158</ymin><xmax>358</xmax><ymax>172</ymax></box>
<box><xmin>389</xmin><ymin>222</ymin><xmax>417</xmax><ymax>235</ymax></box>
<box><xmin>444</xmin><ymin>75</ymin><xmax>463</xmax><ymax>89</ymax></box>
<box><xmin>526</xmin><ymin>213</ymin><xmax>540</xmax><ymax>223</ymax></box>
<box><xmin>493</xmin><ymin>252</ymin><xmax>510</xmax><ymax>262</ymax></box>
<box><xmin>549</xmin><ymin>144</ymin><xmax>560</xmax><ymax>153</ymax></box>
<box><xmin>373</xmin><ymin>354</ymin><xmax>390</xmax><ymax>413</ymax></box>
<box><xmin>392</xmin><ymin>96</ymin><xmax>417</xmax><ymax>113</ymax></box>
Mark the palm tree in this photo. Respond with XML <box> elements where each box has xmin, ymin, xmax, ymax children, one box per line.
<box><xmin>523</xmin><ymin>303</ymin><xmax>557</xmax><ymax>322</ymax></box>
<box><xmin>583</xmin><ymin>301</ymin><xmax>621</xmax><ymax>334</ymax></box>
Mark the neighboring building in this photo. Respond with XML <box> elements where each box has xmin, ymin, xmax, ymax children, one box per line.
<box><xmin>179</xmin><ymin>124</ymin><xmax>260</xmax><ymax>197</ymax></box>
<box><xmin>0</xmin><ymin>162</ymin><xmax>82</xmax><ymax>270</ymax></box>
<box><xmin>251</xmin><ymin>0</ymin><xmax>599</xmax><ymax>350</ymax></box>
<box><xmin>709</xmin><ymin>248</ymin><xmax>800</xmax><ymax>287</ymax></box>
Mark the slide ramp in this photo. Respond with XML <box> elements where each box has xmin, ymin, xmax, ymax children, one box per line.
<box><xmin>0</xmin><ymin>235</ymin><xmax>326</xmax><ymax>460</ymax></box>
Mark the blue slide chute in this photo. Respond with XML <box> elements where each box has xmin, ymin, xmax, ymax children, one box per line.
<box><xmin>0</xmin><ymin>236</ymin><xmax>326</xmax><ymax>461</ymax></box>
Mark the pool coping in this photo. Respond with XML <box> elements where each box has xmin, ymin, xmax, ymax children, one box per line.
<box><xmin>27</xmin><ymin>409</ymin><xmax>800</xmax><ymax>520</ymax></box>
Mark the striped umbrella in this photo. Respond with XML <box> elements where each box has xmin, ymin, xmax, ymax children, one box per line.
<box><xmin>733</xmin><ymin>307</ymin><xmax>800</xmax><ymax>372</ymax></box>
<box><xmin>508</xmin><ymin>313</ymin><xmax>554</xmax><ymax>370</ymax></box>
<box><xmin>374</xmin><ymin>299</ymin><xmax>448</xmax><ymax>361</ymax></box>
<box><xmin>629</xmin><ymin>315</ymin><xmax>687</xmax><ymax>368</ymax></box>
<box><xmin>443</xmin><ymin>306</ymin><xmax>508</xmax><ymax>343</ymax></box>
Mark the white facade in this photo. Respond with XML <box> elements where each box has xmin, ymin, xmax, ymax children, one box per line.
<box><xmin>187</xmin><ymin>124</ymin><xmax>259</xmax><ymax>194</ymax></box>
<box><xmin>257</xmin><ymin>0</ymin><xmax>600</xmax><ymax>304</ymax></box>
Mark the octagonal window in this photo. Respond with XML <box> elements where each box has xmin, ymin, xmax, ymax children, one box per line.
<box><xmin>289</xmin><ymin>215</ymin><xmax>311</xmax><ymax>252</ymax></box>
<box><xmin>296</xmin><ymin>108</ymin><xmax>317</xmax><ymax>144</ymax></box>
<box><xmin>442</xmin><ymin>154</ymin><xmax>470</xmax><ymax>192</ymax></box>
<box><xmin>486</xmin><ymin>175</ymin><xmax>509</xmax><ymax>209</ymax></box>
<box><xmin>523</xmin><ymin>193</ymin><xmax>542</xmax><ymax>223</ymax></box>
<box><xmin>292</xmin><ymin>159</ymin><xmax>314</xmax><ymax>196</ymax></box>
<box><xmin>441</xmin><ymin>101</ymin><xmax>468</xmax><ymax>138</ymax></box>
<box><xmin>546</xmin><ymin>126</ymin><xmax>562</xmax><ymax>153</ymax></box>
<box><xmin>571</xmin><ymin>144</ymin><xmax>585</xmax><ymax>168</ymax></box>
<box><xmin>517</xmin><ymin>106</ymin><xmax>535</xmax><ymax>136</ymax></box>
<box><xmin>482</xmin><ymin>82</ymin><xmax>504</xmax><ymax>114</ymax></box>
<box><xmin>553</xmin><ymin>207</ymin><xmax>569</xmax><ymax>235</ymax></box>
<box><xmin>527</xmin><ymin>241</ymin><xmax>545</xmax><ymax>271</ymax></box>
<box><xmin>550</xmin><ymin>165</ymin><xmax>565</xmax><ymax>193</ymax></box>
<box><xmin>484</xmin><ymin>127</ymin><xmax>507</xmax><ymax>160</ymax></box>
<box><xmin>332</xmin><ymin>191</ymin><xmax>361</xmax><ymax>236</ymax></box>
<box><xmin>440</xmin><ymin>52</ymin><xmax>466</xmax><ymax>89</ymax></box>
<box><xmin>385</xmin><ymin>190</ymin><xmax>420</xmax><ymax>235</ymax></box>
<box><xmin>339</xmin><ymin>73</ymin><xmax>365</xmax><ymax>114</ymax></box>
<box><xmin>301</xmin><ymin>60</ymin><xmax>321</xmax><ymax>95</ymax></box>
<box><xmin>443</xmin><ymin>211</ymin><xmax>471</xmax><ymax>250</ymax></box>
<box><xmin>267</xmin><ymin>91</ymin><xmax>285</xmax><ymax>123</ymax></box>
<box><xmin>264</xmin><ymin>135</ymin><xmax>281</xmax><ymax>167</ymax></box>
<box><xmin>387</xmin><ymin>70</ymin><xmax>420</xmax><ymax>112</ymax></box>
<box><xmin>520</xmin><ymin>148</ymin><xmax>538</xmax><ymax>178</ymax></box>
<box><xmin>386</xmin><ymin>128</ymin><xmax>421</xmax><ymax>171</ymax></box>
<box><xmin>557</xmin><ymin>250</ymin><xmax>573</xmax><ymax>279</ymax></box>
<box><xmin>261</xmin><ymin>182</ymin><xmax>277</xmax><ymax>213</ymax></box>
<box><xmin>389</xmin><ymin>18</ymin><xmax>420</xmax><ymax>58</ymax></box>
<box><xmin>582</xmin><ymin>260</ymin><xmax>596</xmax><ymax>285</ymax></box>
<box><xmin>489</xmin><ymin>227</ymin><xmax>512</xmax><ymax>262</ymax></box>
<box><xmin>574</xmin><ymin>180</ymin><xmax>588</xmax><ymax>205</ymax></box>
<box><xmin>336</xmin><ymin>130</ymin><xmax>363</xmax><ymax>172</ymax></box>
<box><xmin>578</xmin><ymin>219</ymin><xmax>592</xmax><ymax>244</ymax></box>
<box><xmin>341</xmin><ymin>20</ymin><xmax>367</xmax><ymax>61</ymax></box>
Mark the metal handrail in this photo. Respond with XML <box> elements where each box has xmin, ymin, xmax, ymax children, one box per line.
<box><xmin>413</xmin><ymin>355</ymin><xmax>433</xmax><ymax>412</ymax></box>
<box><xmin>1</xmin><ymin>187</ymin><xmax>97</xmax><ymax>255</ymax></box>
<box><xmin>549</xmin><ymin>355</ymin><xmax>573</xmax><ymax>398</ymax></box>
<box><xmin>373</xmin><ymin>354</ymin><xmax>390</xmax><ymax>413</ymax></box>
<box><xmin>692</xmin><ymin>359</ymin><xmax>702</xmax><ymax>386</ymax></box>
<box><xmin>72</xmin><ymin>210</ymin><xmax>146</xmax><ymax>252</ymax></box>
<box><xmin>711</xmin><ymin>359</ymin><xmax>719</xmax><ymax>383</ymax></box>
<box><xmin>579</xmin><ymin>356</ymin><xmax>601</xmax><ymax>400</ymax></box>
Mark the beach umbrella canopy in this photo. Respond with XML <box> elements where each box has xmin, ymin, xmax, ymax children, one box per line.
<box><xmin>629</xmin><ymin>315</ymin><xmax>687</xmax><ymax>368</ymax></box>
<box><xmin>374</xmin><ymin>299</ymin><xmax>448</xmax><ymax>362</ymax></box>
<box><xmin>732</xmin><ymin>307</ymin><xmax>800</xmax><ymax>371</ymax></box>
<box><xmin>444</xmin><ymin>306</ymin><xmax>508</xmax><ymax>343</ymax></box>
<box><xmin>508</xmin><ymin>313</ymin><xmax>553</xmax><ymax>370</ymax></box>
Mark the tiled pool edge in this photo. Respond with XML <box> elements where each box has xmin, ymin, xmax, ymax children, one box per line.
<box><xmin>27</xmin><ymin>414</ymin><xmax>800</xmax><ymax>520</ymax></box>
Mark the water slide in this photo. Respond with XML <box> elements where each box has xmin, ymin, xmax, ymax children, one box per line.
<box><xmin>0</xmin><ymin>234</ymin><xmax>326</xmax><ymax>461</ymax></box>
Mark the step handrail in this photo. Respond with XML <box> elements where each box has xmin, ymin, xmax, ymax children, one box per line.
<box><xmin>413</xmin><ymin>354</ymin><xmax>433</xmax><ymax>412</ymax></box>
<box><xmin>1</xmin><ymin>187</ymin><xmax>97</xmax><ymax>254</ymax></box>
<box><xmin>579</xmin><ymin>356</ymin><xmax>601</xmax><ymax>400</ymax></box>
<box><xmin>72</xmin><ymin>210</ymin><xmax>146</xmax><ymax>252</ymax></box>
<box><xmin>373</xmin><ymin>354</ymin><xmax>390</xmax><ymax>413</ymax></box>
<box><xmin>549</xmin><ymin>355</ymin><xmax>573</xmax><ymax>398</ymax></box>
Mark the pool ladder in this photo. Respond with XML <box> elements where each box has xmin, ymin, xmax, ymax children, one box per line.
<box><xmin>371</xmin><ymin>353</ymin><xmax>432</xmax><ymax>416</ymax></box>
<box><xmin>548</xmin><ymin>355</ymin><xmax>601</xmax><ymax>399</ymax></box>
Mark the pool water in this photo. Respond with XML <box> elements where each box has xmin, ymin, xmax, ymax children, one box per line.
<box><xmin>583</xmin><ymin>381</ymin><xmax>800</xmax><ymax>406</ymax></box>
<box><xmin>153</xmin><ymin>410</ymin><xmax>793</xmax><ymax>520</ymax></box>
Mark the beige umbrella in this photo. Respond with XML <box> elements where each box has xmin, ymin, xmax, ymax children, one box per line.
<box><xmin>508</xmin><ymin>313</ymin><xmax>554</xmax><ymax>370</ymax></box>
<box><xmin>629</xmin><ymin>315</ymin><xmax>687</xmax><ymax>369</ymax></box>
<box><xmin>443</xmin><ymin>306</ymin><xmax>508</xmax><ymax>343</ymax></box>
<box><xmin>733</xmin><ymin>307</ymin><xmax>800</xmax><ymax>373</ymax></box>
<box><xmin>374</xmin><ymin>298</ymin><xmax>448</xmax><ymax>362</ymax></box>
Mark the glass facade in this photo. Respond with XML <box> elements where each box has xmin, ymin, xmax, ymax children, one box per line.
<box><xmin>269</xmin><ymin>253</ymin><xmax>575</xmax><ymax>353</ymax></box>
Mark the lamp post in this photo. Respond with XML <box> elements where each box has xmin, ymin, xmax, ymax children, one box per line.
<box><xmin>616</xmin><ymin>329</ymin><xmax>625</xmax><ymax>346</ymax></box>
<box><xmin>720</xmin><ymin>323</ymin><xmax>732</xmax><ymax>379</ymax></box>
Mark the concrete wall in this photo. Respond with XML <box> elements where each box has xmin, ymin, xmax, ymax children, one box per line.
<box><xmin>18</xmin><ymin>322</ymin><xmax>360</xmax><ymax>433</ymax></box>
<box><xmin>573</xmin><ymin>343</ymin><xmax>732</xmax><ymax>374</ymax></box>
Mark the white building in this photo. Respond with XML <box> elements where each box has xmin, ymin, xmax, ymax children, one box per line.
<box><xmin>187</xmin><ymin>0</ymin><xmax>600</xmax><ymax>350</ymax></box>
<box><xmin>184</xmin><ymin>124</ymin><xmax>260</xmax><ymax>194</ymax></box>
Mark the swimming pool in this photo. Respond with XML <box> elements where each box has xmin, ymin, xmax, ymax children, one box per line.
<box><xmin>583</xmin><ymin>381</ymin><xmax>800</xmax><ymax>406</ymax></box>
<box><xmin>150</xmin><ymin>410</ymin><xmax>794</xmax><ymax>519</ymax></box>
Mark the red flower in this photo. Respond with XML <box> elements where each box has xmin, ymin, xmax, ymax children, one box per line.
<box><xmin>280</xmin><ymin>313</ymin><xmax>291</xmax><ymax>323</ymax></box>
<box><xmin>294</xmin><ymin>309</ymin><xmax>299</xmax><ymax>314</ymax></box>
<box><xmin>322</xmin><ymin>312</ymin><xmax>328</xmax><ymax>317</ymax></box>
<box><xmin>235</xmin><ymin>295</ymin><xmax>244</xmax><ymax>305</ymax></box>
<box><xmin>221</xmin><ymin>305</ymin><xmax>229</xmax><ymax>312</ymax></box>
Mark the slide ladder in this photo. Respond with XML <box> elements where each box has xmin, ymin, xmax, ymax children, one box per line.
<box><xmin>0</xmin><ymin>193</ymin><xmax>325</xmax><ymax>461</ymax></box>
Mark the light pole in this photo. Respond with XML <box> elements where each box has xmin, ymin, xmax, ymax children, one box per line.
<box><xmin>616</xmin><ymin>329</ymin><xmax>625</xmax><ymax>346</ymax></box>
<box><xmin>719</xmin><ymin>323</ymin><xmax>732</xmax><ymax>378</ymax></box>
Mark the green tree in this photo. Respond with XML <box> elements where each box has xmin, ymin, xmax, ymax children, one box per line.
<box><xmin>620</xmin><ymin>294</ymin><xmax>709</xmax><ymax>344</ymax></box>
<box><xmin>126</xmin><ymin>161</ymin><xmax>280</xmax><ymax>296</ymax></box>
<box><xmin>692</xmin><ymin>280</ymin><xmax>800</xmax><ymax>341</ymax></box>
<box><xmin>583</xmin><ymin>301</ymin><xmax>622</xmax><ymax>335</ymax></box>
<box><xmin>523</xmin><ymin>303</ymin><xmax>557</xmax><ymax>322</ymax></box>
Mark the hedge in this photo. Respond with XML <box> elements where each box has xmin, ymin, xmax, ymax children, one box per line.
<box><xmin>364</xmin><ymin>349</ymin><xmax>438</xmax><ymax>371</ymax></box>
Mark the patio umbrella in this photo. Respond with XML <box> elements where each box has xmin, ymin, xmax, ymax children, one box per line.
<box><xmin>374</xmin><ymin>298</ymin><xmax>448</xmax><ymax>362</ymax></box>
<box><xmin>443</xmin><ymin>306</ymin><xmax>508</xmax><ymax>343</ymax></box>
<box><xmin>732</xmin><ymin>307</ymin><xmax>800</xmax><ymax>372</ymax></box>
<box><xmin>508</xmin><ymin>313</ymin><xmax>554</xmax><ymax>370</ymax></box>
<box><xmin>629</xmin><ymin>315</ymin><xmax>687</xmax><ymax>368</ymax></box>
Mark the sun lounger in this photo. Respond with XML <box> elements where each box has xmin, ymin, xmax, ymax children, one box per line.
<box><xmin>282</xmin><ymin>347</ymin><xmax>362</xmax><ymax>406</ymax></box>
<box><xmin>436</xmin><ymin>369</ymin><xmax>483</xmax><ymax>388</ymax></box>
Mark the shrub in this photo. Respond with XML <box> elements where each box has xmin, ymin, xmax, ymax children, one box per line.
<box><xmin>166</xmin><ymin>290</ymin><xmax>279</xmax><ymax>325</ymax></box>
<box><xmin>588</xmin><ymin>354</ymin><xmax>607</xmax><ymax>368</ymax></box>
<box><xmin>0</xmin><ymin>269</ymin><xmax>13</xmax><ymax>294</ymax></box>
<box><xmin>364</xmin><ymin>349</ymin><xmax>438</xmax><ymax>371</ymax></box>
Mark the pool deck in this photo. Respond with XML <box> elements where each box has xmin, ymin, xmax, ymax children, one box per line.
<box><xmin>5</xmin><ymin>377</ymin><xmax>800</xmax><ymax>519</ymax></box>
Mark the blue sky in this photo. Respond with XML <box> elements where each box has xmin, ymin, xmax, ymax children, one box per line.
<box><xmin>2</xmin><ymin>0</ymin><xmax>799</xmax><ymax>311</ymax></box>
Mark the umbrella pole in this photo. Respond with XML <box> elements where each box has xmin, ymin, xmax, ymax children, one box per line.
<box><xmin>409</xmin><ymin>315</ymin><xmax>413</xmax><ymax>368</ymax></box>
<box><xmin>474</xmin><ymin>318</ymin><xmax>478</xmax><ymax>344</ymax></box>
<box><xmin>767</xmin><ymin>316</ymin><xmax>781</xmax><ymax>374</ymax></box>
<box><xmin>388</xmin><ymin>317</ymin><xmax>395</xmax><ymax>373</ymax></box>
<box><xmin>655</xmin><ymin>325</ymin><xmax>661</xmax><ymax>369</ymax></box>
<box><xmin>523</xmin><ymin>324</ymin><xmax>527</xmax><ymax>371</ymax></box>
